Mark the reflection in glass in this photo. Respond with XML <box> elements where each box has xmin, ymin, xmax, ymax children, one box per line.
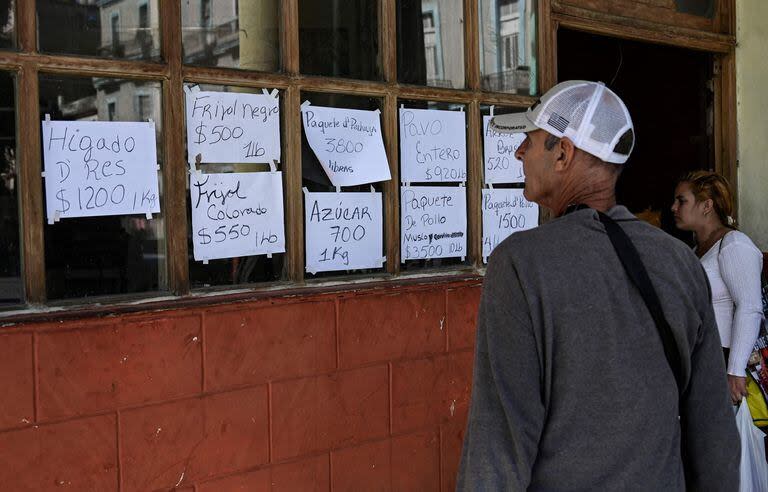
<box><xmin>397</xmin><ymin>0</ymin><xmax>464</xmax><ymax>89</ymax></box>
<box><xmin>478</xmin><ymin>0</ymin><xmax>537</xmax><ymax>95</ymax></box>
<box><xmin>0</xmin><ymin>72</ymin><xmax>20</xmax><ymax>305</ymax></box>
<box><xmin>299</xmin><ymin>0</ymin><xmax>380</xmax><ymax>80</ymax></box>
<box><xmin>0</xmin><ymin>1</ymin><xmax>13</xmax><ymax>49</ymax></box>
<box><xmin>187</xmin><ymin>84</ymin><xmax>285</xmax><ymax>289</ymax></box>
<box><xmin>398</xmin><ymin>99</ymin><xmax>469</xmax><ymax>272</ymax></box>
<box><xmin>301</xmin><ymin>92</ymin><xmax>386</xmax><ymax>279</ymax></box>
<box><xmin>39</xmin><ymin>75</ymin><xmax>165</xmax><ymax>300</ymax></box>
<box><xmin>182</xmin><ymin>0</ymin><xmax>279</xmax><ymax>72</ymax></box>
<box><xmin>37</xmin><ymin>0</ymin><xmax>161</xmax><ymax>60</ymax></box>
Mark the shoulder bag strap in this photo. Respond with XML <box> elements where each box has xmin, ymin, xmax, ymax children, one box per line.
<box><xmin>596</xmin><ymin>211</ymin><xmax>684</xmax><ymax>396</ymax></box>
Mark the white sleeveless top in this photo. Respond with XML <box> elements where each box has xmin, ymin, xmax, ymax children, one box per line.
<box><xmin>699</xmin><ymin>230</ymin><xmax>764</xmax><ymax>376</ymax></box>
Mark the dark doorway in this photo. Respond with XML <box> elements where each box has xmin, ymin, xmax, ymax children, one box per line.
<box><xmin>558</xmin><ymin>29</ymin><xmax>713</xmax><ymax>242</ymax></box>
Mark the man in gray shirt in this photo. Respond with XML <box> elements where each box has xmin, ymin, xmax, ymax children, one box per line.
<box><xmin>457</xmin><ymin>81</ymin><xmax>739</xmax><ymax>491</ymax></box>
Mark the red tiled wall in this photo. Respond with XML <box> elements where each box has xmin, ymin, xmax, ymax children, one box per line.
<box><xmin>0</xmin><ymin>280</ymin><xmax>481</xmax><ymax>491</ymax></box>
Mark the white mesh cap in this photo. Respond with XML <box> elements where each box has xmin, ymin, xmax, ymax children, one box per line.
<box><xmin>491</xmin><ymin>80</ymin><xmax>635</xmax><ymax>164</ymax></box>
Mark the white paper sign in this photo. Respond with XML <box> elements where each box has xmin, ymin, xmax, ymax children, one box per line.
<box><xmin>482</xmin><ymin>188</ymin><xmax>539</xmax><ymax>261</ymax></box>
<box><xmin>401</xmin><ymin>186</ymin><xmax>466</xmax><ymax>261</ymax></box>
<box><xmin>483</xmin><ymin>115</ymin><xmax>526</xmax><ymax>184</ymax></box>
<box><xmin>42</xmin><ymin>119</ymin><xmax>160</xmax><ymax>221</ymax></box>
<box><xmin>185</xmin><ymin>88</ymin><xmax>280</xmax><ymax>164</ymax></box>
<box><xmin>190</xmin><ymin>172</ymin><xmax>285</xmax><ymax>261</ymax></box>
<box><xmin>305</xmin><ymin>191</ymin><xmax>384</xmax><ymax>273</ymax></box>
<box><xmin>301</xmin><ymin>105</ymin><xmax>391</xmax><ymax>187</ymax></box>
<box><xmin>400</xmin><ymin>108</ymin><xmax>467</xmax><ymax>183</ymax></box>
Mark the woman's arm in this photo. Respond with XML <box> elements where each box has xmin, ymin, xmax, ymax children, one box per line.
<box><xmin>719</xmin><ymin>239</ymin><xmax>764</xmax><ymax>377</ymax></box>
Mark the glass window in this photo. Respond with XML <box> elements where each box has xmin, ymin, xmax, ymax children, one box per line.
<box><xmin>478</xmin><ymin>0</ymin><xmax>537</xmax><ymax>95</ymax></box>
<box><xmin>0</xmin><ymin>1</ymin><xmax>14</xmax><ymax>49</ymax></box>
<box><xmin>0</xmin><ymin>71</ymin><xmax>20</xmax><ymax>305</ymax></box>
<box><xmin>186</xmin><ymin>83</ymin><xmax>286</xmax><ymax>289</ymax></box>
<box><xmin>397</xmin><ymin>0</ymin><xmax>465</xmax><ymax>89</ymax></box>
<box><xmin>37</xmin><ymin>0</ymin><xmax>161</xmax><ymax>61</ymax></box>
<box><xmin>301</xmin><ymin>92</ymin><xmax>386</xmax><ymax>279</ymax></box>
<box><xmin>398</xmin><ymin>99</ymin><xmax>469</xmax><ymax>272</ymax></box>
<box><xmin>39</xmin><ymin>75</ymin><xmax>165</xmax><ymax>300</ymax></box>
<box><xmin>299</xmin><ymin>0</ymin><xmax>380</xmax><ymax>80</ymax></box>
<box><xmin>182</xmin><ymin>0</ymin><xmax>279</xmax><ymax>72</ymax></box>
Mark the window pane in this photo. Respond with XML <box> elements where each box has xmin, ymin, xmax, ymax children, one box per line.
<box><xmin>0</xmin><ymin>72</ymin><xmax>20</xmax><ymax>305</ymax></box>
<box><xmin>37</xmin><ymin>0</ymin><xmax>161</xmax><ymax>61</ymax></box>
<box><xmin>187</xmin><ymin>84</ymin><xmax>286</xmax><ymax>289</ymax></box>
<box><xmin>478</xmin><ymin>0</ymin><xmax>537</xmax><ymax>95</ymax></box>
<box><xmin>301</xmin><ymin>92</ymin><xmax>386</xmax><ymax>279</ymax></box>
<box><xmin>299</xmin><ymin>0</ymin><xmax>380</xmax><ymax>80</ymax></box>
<box><xmin>39</xmin><ymin>75</ymin><xmax>166</xmax><ymax>300</ymax></box>
<box><xmin>398</xmin><ymin>0</ymin><xmax>464</xmax><ymax>89</ymax></box>
<box><xmin>182</xmin><ymin>0</ymin><xmax>279</xmax><ymax>72</ymax></box>
<box><xmin>399</xmin><ymin>99</ymin><xmax>469</xmax><ymax>272</ymax></box>
<box><xmin>0</xmin><ymin>1</ymin><xmax>14</xmax><ymax>49</ymax></box>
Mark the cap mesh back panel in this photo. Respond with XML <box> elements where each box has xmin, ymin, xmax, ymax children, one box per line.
<box><xmin>589</xmin><ymin>91</ymin><xmax>629</xmax><ymax>144</ymax></box>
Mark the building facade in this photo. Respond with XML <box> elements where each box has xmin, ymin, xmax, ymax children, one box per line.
<box><xmin>0</xmin><ymin>0</ymin><xmax>760</xmax><ymax>490</ymax></box>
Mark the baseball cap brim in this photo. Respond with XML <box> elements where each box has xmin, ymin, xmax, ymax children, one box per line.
<box><xmin>489</xmin><ymin>111</ymin><xmax>539</xmax><ymax>134</ymax></box>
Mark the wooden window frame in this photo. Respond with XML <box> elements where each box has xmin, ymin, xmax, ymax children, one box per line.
<box><xmin>3</xmin><ymin>0</ymin><xmax>538</xmax><ymax>310</ymax></box>
<box><xmin>2</xmin><ymin>0</ymin><xmax>737</xmax><ymax>314</ymax></box>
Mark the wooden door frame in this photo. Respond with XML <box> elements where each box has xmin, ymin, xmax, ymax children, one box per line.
<box><xmin>537</xmin><ymin>0</ymin><xmax>739</xmax><ymax>218</ymax></box>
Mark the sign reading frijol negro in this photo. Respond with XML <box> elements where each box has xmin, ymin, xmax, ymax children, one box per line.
<box><xmin>185</xmin><ymin>87</ymin><xmax>281</xmax><ymax>164</ymax></box>
<box><xmin>41</xmin><ymin>119</ymin><xmax>160</xmax><ymax>222</ymax></box>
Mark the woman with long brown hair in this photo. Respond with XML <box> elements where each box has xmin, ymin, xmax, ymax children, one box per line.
<box><xmin>671</xmin><ymin>170</ymin><xmax>764</xmax><ymax>404</ymax></box>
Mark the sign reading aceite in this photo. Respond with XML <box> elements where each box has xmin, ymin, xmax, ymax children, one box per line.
<box><xmin>42</xmin><ymin>119</ymin><xmax>160</xmax><ymax>222</ymax></box>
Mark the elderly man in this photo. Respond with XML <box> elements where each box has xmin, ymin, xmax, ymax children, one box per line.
<box><xmin>457</xmin><ymin>81</ymin><xmax>738</xmax><ymax>490</ymax></box>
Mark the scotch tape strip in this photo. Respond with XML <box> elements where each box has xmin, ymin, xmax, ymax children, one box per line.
<box><xmin>461</xmin><ymin>255</ymin><xmax>466</xmax><ymax>262</ymax></box>
<box><xmin>40</xmin><ymin>171</ymin><xmax>46</xmax><ymax>178</ymax></box>
<box><xmin>262</xmin><ymin>88</ymin><xmax>270</xmax><ymax>96</ymax></box>
<box><xmin>400</xmin><ymin>104</ymin><xmax>404</xmax><ymax>109</ymax></box>
<box><xmin>145</xmin><ymin>212</ymin><xmax>152</xmax><ymax>220</ymax></box>
<box><xmin>301</xmin><ymin>100</ymin><xmax>311</xmax><ymax>109</ymax></box>
<box><xmin>54</xmin><ymin>210</ymin><xmax>61</xmax><ymax>222</ymax></box>
<box><xmin>147</xmin><ymin>118</ymin><xmax>154</xmax><ymax>124</ymax></box>
<box><xmin>335</xmin><ymin>185</ymin><xmax>341</xmax><ymax>193</ymax></box>
<box><xmin>483</xmin><ymin>256</ymin><xmax>488</xmax><ymax>263</ymax></box>
<box><xmin>302</xmin><ymin>186</ymin><xmax>309</xmax><ymax>195</ymax></box>
<box><xmin>490</xmin><ymin>105</ymin><xmax>495</xmax><ymax>117</ymax></box>
<box><xmin>269</xmin><ymin>161</ymin><xmax>277</xmax><ymax>173</ymax></box>
<box><xmin>203</xmin><ymin>259</ymin><xmax>209</xmax><ymax>265</ymax></box>
<box><xmin>271</xmin><ymin>89</ymin><xmax>279</xmax><ymax>98</ymax></box>
<box><xmin>460</xmin><ymin>106</ymin><xmax>465</xmax><ymax>112</ymax></box>
<box><xmin>381</xmin><ymin>256</ymin><xmax>386</xmax><ymax>264</ymax></box>
<box><xmin>370</xmin><ymin>185</ymin><xmax>375</xmax><ymax>193</ymax></box>
<box><xmin>488</xmin><ymin>183</ymin><xmax>494</xmax><ymax>189</ymax></box>
<box><xmin>375</xmin><ymin>109</ymin><xmax>381</xmax><ymax>115</ymax></box>
<box><xmin>267</xmin><ymin>253</ymin><xmax>273</xmax><ymax>259</ymax></box>
<box><xmin>306</xmin><ymin>265</ymin><xmax>317</xmax><ymax>275</ymax></box>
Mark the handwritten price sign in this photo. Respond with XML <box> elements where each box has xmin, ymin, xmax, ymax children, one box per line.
<box><xmin>301</xmin><ymin>104</ymin><xmax>391</xmax><ymax>187</ymax></box>
<box><xmin>185</xmin><ymin>87</ymin><xmax>281</xmax><ymax>165</ymax></box>
<box><xmin>41</xmin><ymin>119</ymin><xmax>160</xmax><ymax>222</ymax></box>
<box><xmin>399</xmin><ymin>108</ymin><xmax>467</xmax><ymax>183</ymax></box>
<box><xmin>482</xmin><ymin>188</ymin><xmax>538</xmax><ymax>261</ymax></box>
<box><xmin>304</xmin><ymin>191</ymin><xmax>384</xmax><ymax>273</ymax></box>
<box><xmin>400</xmin><ymin>186</ymin><xmax>467</xmax><ymax>261</ymax></box>
<box><xmin>190</xmin><ymin>172</ymin><xmax>285</xmax><ymax>261</ymax></box>
<box><xmin>483</xmin><ymin>116</ymin><xmax>526</xmax><ymax>184</ymax></box>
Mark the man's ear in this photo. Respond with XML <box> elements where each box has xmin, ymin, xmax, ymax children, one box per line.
<box><xmin>554</xmin><ymin>137</ymin><xmax>576</xmax><ymax>171</ymax></box>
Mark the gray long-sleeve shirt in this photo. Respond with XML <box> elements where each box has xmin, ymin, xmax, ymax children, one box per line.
<box><xmin>457</xmin><ymin>206</ymin><xmax>739</xmax><ymax>491</ymax></box>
